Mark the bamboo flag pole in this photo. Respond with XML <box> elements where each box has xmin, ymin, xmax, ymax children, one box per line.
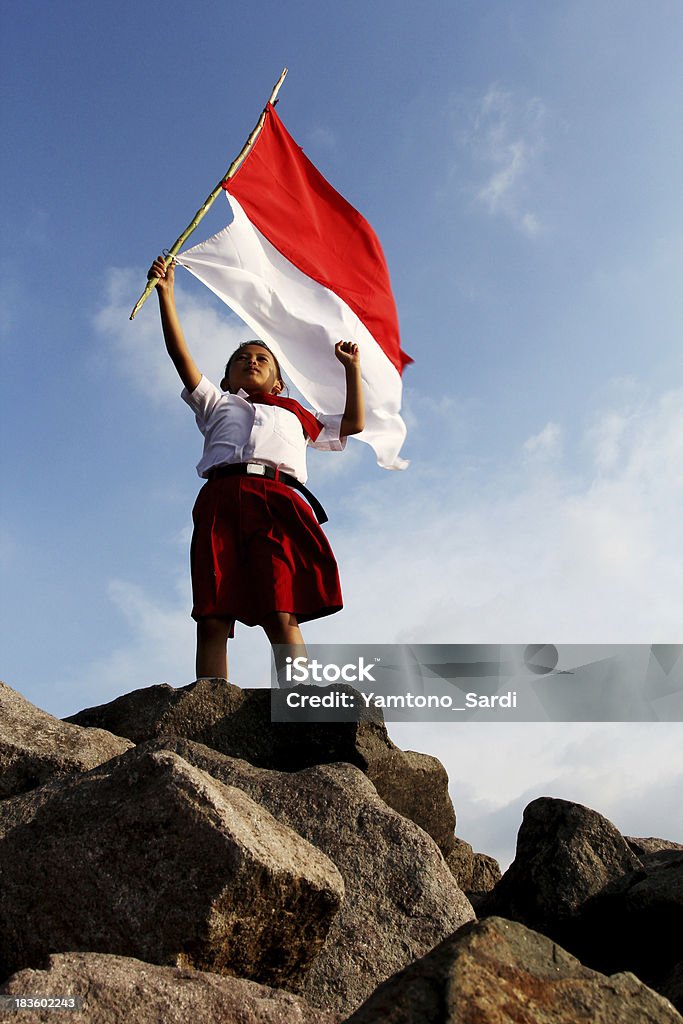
<box><xmin>130</xmin><ymin>67</ymin><xmax>288</xmax><ymax>321</ymax></box>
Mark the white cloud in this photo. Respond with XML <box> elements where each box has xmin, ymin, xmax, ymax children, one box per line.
<box><xmin>94</xmin><ymin>267</ymin><xmax>252</xmax><ymax>404</ymax></box>
<box><xmin>305</xmin><ymin>125</ymin><xmax>338</xmax><ymax>153</ymax></box>
<box><xmin>314</xmin><ymin>384</ymin><xmax>683</xmax><ymax>645</ymax></box>
<box><xmin>587</xmin><ymin>410</ymin><xmax>629</xmax><ymax>472</ymax></box>
<box><xmin>60</xmin><ymin>575</ymin><xmax>275</xmax><ymax>715</ymax></box>
<box><xmin>390</xmin><ymin>720</ymin><xmax>683</xmax><ymax>869</ymax></box>
<box><xmin>523</xmin><ymin>421</ymin><xmax>562</xmax><ymax>460</ymax></box>
<box><xmin>456</xmin><ymin>84</ymin><xmax>548</xmax><ymax>236</ymax></box>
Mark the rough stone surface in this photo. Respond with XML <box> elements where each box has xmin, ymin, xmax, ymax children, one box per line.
<box><xmin>470</xmin><ymin>851</ymin><xmax>502</xmax><ymax>893</ymax></box>
<box><xmin>443</xmin><ymin>836</ymin><xmax>502</xmax><ymax>899</ymax></box>
<box><xmin>662</xmin><ymin>961</ymin><xmax>683</xmax><ymax>1017</ymax></box>
<box><xmin>0</xmin><ymin>680</ymin><xmax>132</xmax><ymax>799</ymax></box>
<box><xmin>444</xmin><ymin>835</ymin><xmax>475</xmax><ymax>889</ymax></box>
<box><xmin>140</xmin><ymin>736</ymin><xmax>474</xmax><ymax>1016</ymax></box>
<box><xmin>65</xmin><ymin>679</ymin><xmax>457</xmax><ymax>854</ymax></box>
<box><xmin>480</xmin><ymin>796</ymin><xmax>642</xmax><ymax>941</ymax></box>
<box><xmin>343</xmin><ymin>916</ymin><xmax>683</xmax><ymax>1024</ymax></box>
<box><xmin>626</xmin><ymin>835</ymin><xmax>683</xmax><ymax>863</ymax></box>
<box><xmin>575</xmin><ymin>850</ymin><xmax>683</xmax><ymax>1011</ymax></box>
<box><xmin>362</xmin><ymin>746</ymin><xmax>456</xmax><ymax>853</ymax></box>
<box><xmin>0</xmin><ymin>747</ymin><xmax>343</xmax><ymax>988</ymax></box>
<box><xmin>0</xmin><ymin>953</ymin><xmax>342</xmax><ymax>1024</ymax></box>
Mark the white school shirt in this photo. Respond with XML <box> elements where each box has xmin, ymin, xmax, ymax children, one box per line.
<box><xmin>181</xmin><ymin>375</ymin><xmax>346</xmax><ymax>484</ymax></box>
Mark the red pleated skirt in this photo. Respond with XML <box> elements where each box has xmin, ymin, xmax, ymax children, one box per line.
<box><xmin>190</xmin><ymin>475</ymin><xmax>343</xmax><ymax>628</ymax></box>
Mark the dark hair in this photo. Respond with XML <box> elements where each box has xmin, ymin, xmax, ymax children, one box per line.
<box><xmin>223</xmin><ymin>340</ymin><xmax>285</xmax><ymax>393</ymax></box>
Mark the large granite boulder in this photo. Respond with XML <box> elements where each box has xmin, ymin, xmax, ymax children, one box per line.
<box><xmin>342</xmin><ymin>916</ymin><xmax>683</xmax><ymax>1024</ymax></box>
<box><xmin>480</xmin><ymin>796</ymin><xmax>642</xmax><ymax>941</ymax></box>
<box><xmin>139</xmin><ymin>736</ymin><xmax>474</xmax><ymax>1016</ymax></box>
<box><xmin>575</xmin><ymin>848</ymin><xmax>683</xmax><ymax>1011</ymax></box>
<box><xmin>65</xmin><ymin>679</ymin><xmax>457</xmax><ymax>855</ymax></box>
<box><xmin>0</xmin><ymin>953</ymin><xmax>341</xmax><ymax>1024</ymax></box>
<box><xmin>0</xmin><ymin>680</ymin><xmax>132</xmax><ymax>798</ymax></box>
<box><xmin>0</xmin><ymin>747</ymin><xmax>343</xmax><ymax>988</ymax></box>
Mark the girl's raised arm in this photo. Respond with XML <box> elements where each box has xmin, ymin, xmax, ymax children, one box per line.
<box><xmin>149</xmin><ymin>257</ymin><xmax>202</xmax><ymax>393</ymax></box>
<box><xmin>335</xmin><ymin>340</ymin><xmax>365</xmax><ymax>437</ymax></box>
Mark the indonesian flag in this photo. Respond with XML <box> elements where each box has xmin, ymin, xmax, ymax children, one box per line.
<box><xmin>176</xmin><ymin>104</ymin><xmax>411</xmax><ymax>470</ymax></box>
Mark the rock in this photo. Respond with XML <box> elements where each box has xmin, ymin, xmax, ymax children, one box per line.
<box><xmin>0</xmin><ymin>747</ymin><xmax>343</xmax><ymax>988</ymax></box>
<box><xmin>0</xmin><ymin>680</ymin><xmax>132</xmax><ymax>799</ymax></box>
<box><xmin>139</xmin><ymin>736</ymin><xmax>474</xmax><ymax>1016</ymax></box>
<box><xmin>575</xmin><ymin>850</ymin><xmax>683</xmax><ymax>1011</ymax></box>
<box><xmin>662</xmin><ymin>961</ymin><xmax>683</xmax><ymax>1016</ymax></box>
<box><xmin>362</xmin><ymin>747</ymin><xmax>456</xmax><ymax>853</ymax></box>
<box><xmin>342</xmin><ymin>916</ymin><xmax>683</xmax><ymax>1024</ymax></box>
<box><xmin>65</xmin><ymin>679</ymin><xmax>456</xmax><ymax>855</ymax></box>
<box><xmin>470</xmin><ymin>851</ymin><xmax>502</xmax><ymax>893</ymax></box>
<box><xmin>443</xmin><ymin>835</ymin><xmax>475</xmax><ymax>889</ymax></box>
<box><xmin>0</xmin><ymin>952</ymin><xmax>342</xmax><ymax>1024</ymax></box>
<box><xmin>480</xmin><ymin>796</ymin><xmax>642</xmax><ymax>942</ymax></box>
<box><xmin>626</xmin><ymin>835</ymin><xmax>683</xmax><ymax>866</ymax></box>
<box><xmin>443</xmin><ymin>836</ymin><xmax>501</xmax><ymax>902</ymax></box>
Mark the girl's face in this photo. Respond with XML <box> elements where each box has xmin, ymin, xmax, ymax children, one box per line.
<box><xmin>222</xmin><ymin>344</ymin><xmax>283</xmax><ymax>396</ymax></box>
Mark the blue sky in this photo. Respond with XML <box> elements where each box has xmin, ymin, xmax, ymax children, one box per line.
<box><xmin>1</xmin><ymin>1</ymin><xmax>682</xmax><ymax>868</ymax></box>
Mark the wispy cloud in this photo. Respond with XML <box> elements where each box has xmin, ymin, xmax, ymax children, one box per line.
<box><xmin>523</xmin><ymin>421</ymin><xmax>563</xmax><ymax>460</ymax></box>
<box><xmin>311</xmin><ymin>383</ymin><xmax>683</xmax><ymax>644</ymax></box>
<box><xmin>456</xmin><ymin>84</ymin><xmax>548</xmax><ymax>236</ymax></box>
<box><xmin>305</xmin><ymin>125</ymin><xmax>338</xmax><ymax>153</ymax></box>
<box><xmin>389</xmin><ymin>720</ymin><xmax>683</xmax><ymax>869</ymax></box>
<box><xmin>94</xmin><ymin>267</ymin><xmax>251</xmax><ymax>405</ymax></box>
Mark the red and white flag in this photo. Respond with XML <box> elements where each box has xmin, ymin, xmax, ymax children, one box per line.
<box><xmin>177</xmin><ymin>104</ymin><xmax>411</xmax><ymax>470</ymax></box>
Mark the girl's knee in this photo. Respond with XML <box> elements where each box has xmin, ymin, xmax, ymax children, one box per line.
<box><xmin>197</xmin><ymin>616</ymin><xmax>233</xmax><ymax>640</ymax></box>
<box><xmin>262</xmin><ymin>611</ymin><xmax>299</xmax><ymax>631</ymax></box>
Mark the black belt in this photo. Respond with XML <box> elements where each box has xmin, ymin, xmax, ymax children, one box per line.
<box><xmin>206</xmin><ymin>462</ymin><xmax>328</xmax><ymax>524</ymax></box>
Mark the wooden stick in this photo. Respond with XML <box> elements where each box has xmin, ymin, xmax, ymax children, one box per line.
<box><xmin>130</xmin><ymin>67</ymin><xmax>288</xmax><ymax>321</ymax></box>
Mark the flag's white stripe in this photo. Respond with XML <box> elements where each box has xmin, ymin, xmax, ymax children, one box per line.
<box><xmin>177</xmin><ymin>197</ymin><xmax>408</xmax><ymax>470</ymax></box>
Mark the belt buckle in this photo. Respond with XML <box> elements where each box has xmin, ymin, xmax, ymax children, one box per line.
<box><xmin>246</xmin><ymin>463</ymin><xmax>267</xmax><ymax>476</ymax></box>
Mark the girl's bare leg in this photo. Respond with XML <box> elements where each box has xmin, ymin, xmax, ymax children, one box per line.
<box><xmin>196</xmin><ymin>617</ymin><xmax>233</xmax><ymax>680</ymax></box>
<box><xmin>262</xmin><ymin>612</ymin><xmax>307</xmax><ymax>679</ymax></box>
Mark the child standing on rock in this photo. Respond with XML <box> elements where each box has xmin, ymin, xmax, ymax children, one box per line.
<box><xmin>148</xmin><ymin>256</ymin><xmax>364</xmax><ymax>681</ymax></box>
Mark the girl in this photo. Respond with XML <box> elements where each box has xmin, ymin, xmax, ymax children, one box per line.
<box><xmin>149</xmin><ymin>256</ymin><xmax>364</xmax><ymax>681</ymax></box>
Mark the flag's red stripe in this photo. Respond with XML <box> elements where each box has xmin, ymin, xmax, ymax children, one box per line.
<box><xmin>225</xmin><ymin>104</ymin><xmax>412</xmax><ymax>376</ymax></box>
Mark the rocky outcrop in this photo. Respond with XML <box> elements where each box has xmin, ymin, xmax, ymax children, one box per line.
<box><xmin>575</xmin><ymin>848</ymin><xmax>683</xmax><ymax>1004</ymax></box>
<box><xmin>0</xmin><ymin>747</ymin><xmax>343</xmax><ymax>988</ymax></box>
<box><xmin>626</xmin><ymin>835</ymin><xmax>683</xmax><ymax>861</ymax></box>
<box><xmin>2</xmin><ymin>679</ymin><xmax>682</xmax><ymax>1020</ymax></box>
<box><xmin>480</xmin><ymin>796</ymin><xmax>642</xmax><ymax>941</ymax></box>
<box><xmin>0</xmin><ymin>680</ymin><xmax>132</xmax><ymax>798</ymax></box>
<box><xmin>478</xmin><ymin>797</ymin><xmax>683</xmax><ymax>1014</ymax></box>
<box><xmin>342</xmin><ymin>916</ymin><xmax>682</xmax><ymax>1024</ymax></box>
<box><xmin>64</xmin><ymin>678</ymin><xmax>457</xmax><ymax>855</ymax></box>
<box><xmin>0</xmin><ymin>953</ymin><xmax>341</xmax><ymax>1024</ymax></box>
<box><xmin>138</xmin><ymin>736</ymin><xmax>474</xmax><ymax>1015</ymax></box>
